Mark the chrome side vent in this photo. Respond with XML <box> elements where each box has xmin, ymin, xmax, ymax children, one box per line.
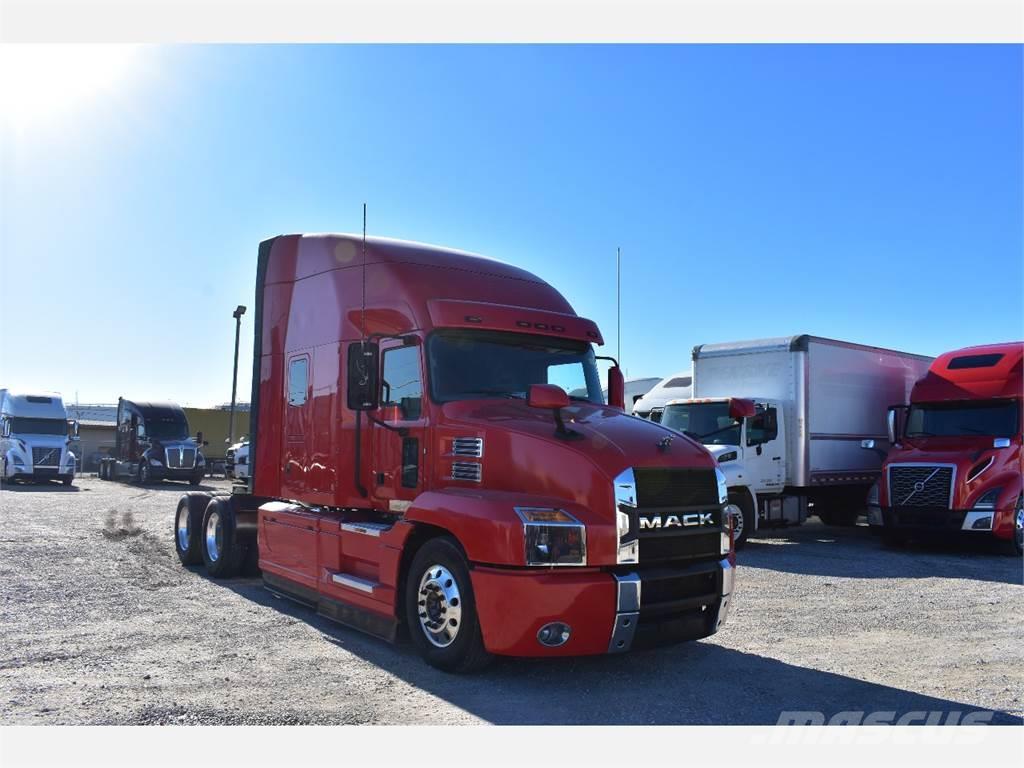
<box><xmin>451</xmin><ymin>437</ymin><xmax>484</xmax><ymax>458</ymax></box>
<box><xmin>451</xmin><ymin>461</ymin><xmax>482</xmax><ymax>482</ymax></box>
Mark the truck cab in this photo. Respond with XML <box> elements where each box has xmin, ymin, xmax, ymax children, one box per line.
<box><xmin>101</xmin><ymin>399</ymin><xmax>206</xmax><ymax>485</ymax></box>
<box><xmin>871</xmin><ymin>342</ymin><xmax>1023</xmax><ymax>555</ymax></box>
<box><xmin>0</xmin><ymin>389</ymin><xmax>78</xmax><ymax>486</ymax></box>
<box><xmin>661</xmin><ymin>397</ymin><xmax>785</xmax><ymax>544</ymax></box>
<box><xmin>171</xmin><ymin>233</ymin><xmax>736</xmax><ymax>673</ymax></box>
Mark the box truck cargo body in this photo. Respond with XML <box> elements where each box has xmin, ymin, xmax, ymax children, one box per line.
<box><xmin>660</xmin><ymin>336</ymin><xmax>932</xmax><ymax>544</ymax></box>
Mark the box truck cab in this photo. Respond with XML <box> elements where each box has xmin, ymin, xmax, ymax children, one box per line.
<box><xmin>100</xmin><ymin>399</ymin><xmax>206</xmax><ymax>485</ymax></box>
<box><xmin>658</xmin><ymin>336</ymin><xmax>932</xmax><ymax>546</ymax></box>
<box><xmin>870</xmin><ymin>342</ymin><xmax>1023</xmax><ymax>555</ymax></box>
<box><xmin>170</xmin><ymin>234</ymin><xmax>735</xmax><ymax>673</ymax></box>
<box><xmin>0</xmin><ymin>389</ymin><xmax>78</xmax><ymax>485</ymax></box>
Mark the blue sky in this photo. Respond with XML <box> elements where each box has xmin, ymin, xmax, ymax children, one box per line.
<box><xmin>1</xmin><ymin>44</ymin><xmax>1021</xmax><ymax>406</ymax></box>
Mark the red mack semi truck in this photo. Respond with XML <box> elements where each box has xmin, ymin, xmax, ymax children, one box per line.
<box><xmin>866</xmin><ymin>341</ymin><xmax>1023</xmax><ymax>555</ymax></box>
<box><xmin>172</xmin><ymin>234</ymin><xmax>735</xmax><ymax>672</ymax></box>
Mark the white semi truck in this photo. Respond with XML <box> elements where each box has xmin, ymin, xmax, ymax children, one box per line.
<box><xmin>659</xmin><ymin>336</ymin><xmax>932</xmax><ymax>546</ymax></box>
<box><xmin>0</xmin><ymin>389</ymin><xmax>79</xmax><ymax>486</ymax></box>
<box><xmin>631</xmin><ymin>371</ymin><xmax>692</xmax><ymax>421</ymax></box>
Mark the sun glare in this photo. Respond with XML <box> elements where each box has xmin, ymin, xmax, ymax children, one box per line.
<box><xmin>0</xmin><ymin>45</ymin><xmax>142</xmax><ymax>129</ymax></box>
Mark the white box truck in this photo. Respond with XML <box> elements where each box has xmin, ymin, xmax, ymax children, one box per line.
<box><xmin>658</xmin><ymin>336</ymin><xmax>932</xmax><ymax>545</ymax></box>
<box><xmin>0</xmin><ymin>389</ymin><xmax>79</xmax><ymax>486</ymax></box>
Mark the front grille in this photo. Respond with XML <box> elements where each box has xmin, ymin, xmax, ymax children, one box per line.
<box><xmin>451</xmin><ymin>437</ymin><xmax>483</xmax><ymax>458</ymax></box>
<box><xmin>638</xmin><ymin>532</ymin><xmax>722</xmax><ymax>563</ymax></box>
<box><xmin>165</xmin><ymin>447</ymin><xmax>197</xmax><ymax>469</ymax></box>
<box><xmin>888</xmin><ymin>465</ymin><xmax>953</xmax><ymax>509</ymax></box>
<box><xmin>451</xmin><ymin>461</ymin><xmax>482</xmax><ymax>482</ymax></box>
<box><xmin>886</xmin><ymin>508</ymin><xmax>967</xmax><ymax>530</ymax></box>
<box><xmin>634</xmin><ymin>468</ymin><xmax>719</xmax><ymax>508</ymax></box>
<box><xmin>639</xmin><ymin>565</ymin><xmax>719</xmax><ymax>617</ymax></box>
<box><xmin>32</xmin><ymin>447</ymin><xmax>61</xmax><ymax>468</ymax></box>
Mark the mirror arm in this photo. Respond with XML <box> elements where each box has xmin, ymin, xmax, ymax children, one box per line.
<box><xmin>365</xmin><ymin>413</ymin><xmax>409</xmax><ymax>437</ymax></box>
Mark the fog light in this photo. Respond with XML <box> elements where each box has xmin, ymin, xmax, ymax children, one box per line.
<box><xmin>537</xmin><ymin>622</ymin><xmax>571</xmax><ymax>647</ymax></box>
<box><xmin>971</xmin><ymin>515</ymin><xmax>992</xmax><ymax>530</ymax></box>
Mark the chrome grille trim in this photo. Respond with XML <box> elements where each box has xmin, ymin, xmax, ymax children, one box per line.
<box><xmin>451</xmin><ymin>437</ymin><xmax>484</xmax><ymax>458</ymax></box>
<box><xmin>165</xmin><ymin>446</ymin><xmax>197</xmax><ymax>469</ymax></box>
<box><xmin>451</xmin><ymin>461</ymin><xmax>482</xmax><ymax>482</ymax></box>
<box><xmin>32</xmin><ymin>447</ymin><xmax>61</xmax><ymax>468</ymax></box>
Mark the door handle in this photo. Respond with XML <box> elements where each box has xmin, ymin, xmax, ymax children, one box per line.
<box><xmin>772</xmin><ymin>457</ymin><xmax>781</xmax><ymax>461</ymax></box>
<box><xmin>284</xmin><ymin>464</ymin><xmax>291</xmax><ymax>474</ymax></box>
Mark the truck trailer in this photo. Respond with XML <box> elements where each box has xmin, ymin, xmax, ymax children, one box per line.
<box><xmin>0</xmin><ymin>389</ymin><xmax>78</xmax><ymax>485</ymax></box>
<box><xmin>868</xmin><ymin>341</ymin><xmax>1022</xmax><ymax>555</ymax></box>
<box><xmin>99</xmin><ymin>399</ymin><xmax>206</xmax><ymax>485</ymax></box>
<box><xmin>658</xmin><ymin>336</ymin><xmax>932</xmax><ymax>545</ymax></box>
<box><xmin>172</xmin><ymin>233</ymin><xmax>736</xmax><ymax>672</ymax></box>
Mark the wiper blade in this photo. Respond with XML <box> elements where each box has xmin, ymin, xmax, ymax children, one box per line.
<box><xmin>459</xmin><ymin>389</ymin><xmax>525</xmax><ymax>400</ymax></box>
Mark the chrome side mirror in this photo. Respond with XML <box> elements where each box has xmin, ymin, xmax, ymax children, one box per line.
<box><xmin>993</xmin><ymin>437</ymin><xmax>1011</xmax><ymax>449</ymax></box>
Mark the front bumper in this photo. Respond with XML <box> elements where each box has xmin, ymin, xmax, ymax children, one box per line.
<box><xmin>470</xmin><ymin>557</ymin><xmax>734</xmax><ymax>657</ymax></box>
<box><xmin>877</xmin><ymin>506</ymin><xmax>1011</xmax><ymax>535</ymax></box>
<box><xmin>149</xmin><ymin>465</ymin><xmax>202</xmax><ymax>482</ymax></box>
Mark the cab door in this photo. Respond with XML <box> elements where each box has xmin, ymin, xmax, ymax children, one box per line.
<box><xmin>370</xmin><ymin>338</ymin><xmax>428</xmax><ymax>513</ymax></box>
<box><xmin>745</xmin><ymin>402</ymin><xmax>785</xmax><ymax>491</ymax></box>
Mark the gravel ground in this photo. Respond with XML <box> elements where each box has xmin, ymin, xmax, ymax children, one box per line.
<box><xmin>1</xmin><ymin>476</ymin><xmax>1021</xmax><ymax>725</ymax></box>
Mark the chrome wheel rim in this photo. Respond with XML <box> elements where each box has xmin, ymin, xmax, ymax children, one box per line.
<box><xmin>205</xmin><ymin>510</ymin><xmax>222</xmax><ymax>563</ymax></box>
<box><xmin>140</xmin><ymin>464</ymin><xmax>148</xmax><ymax>483</ymax></box>
<box><xmin>726</xmin><ymin>502</ymin><xmax>743</xmax><ymax>540</ymax></box>
<box><xmin>417</xmin><ymin>564</ymin><xmax>462</xmax><ymax>648</ymax></box>
<box><xmin>176</xmin><ymin>505</ymin><xmax>190</xmax><ymax>552</ymax></box>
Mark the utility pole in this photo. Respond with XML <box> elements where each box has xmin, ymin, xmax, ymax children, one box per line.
<box><xmin>616</xmin><ymin>247</ymin><xmax>621</xmax><ymax>365</ymax></box>
<box><xmin>229</xmin><ymin>305</ymin><xmax>247</xmax><ymax>444</ymax></box>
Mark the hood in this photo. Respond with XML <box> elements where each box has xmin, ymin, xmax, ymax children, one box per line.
<box><xmin>10</xmin><ymin>434</ymin><xmax>68</xmax><ymax>448</ymax></box>
<box><xmin>437</xmin><ymin>399</ymin><xmax>718</xmax><ymax>524</ymax></box>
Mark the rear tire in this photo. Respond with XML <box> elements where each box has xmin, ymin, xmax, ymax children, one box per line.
<box><xmin>405</xmin><ymin>537</ymin><xmax>492</xmax><ymax>673</ymax></box>
<box><xmin>201</xmin><ymin>497</ymin><xmax>246</xmax><ymax>578</ymax></box>
<box><xmin>727</xmin><ymin>490</ymin><xmax>753</xmax><ymax>549</ymax></box>
<box><xmin>175</xmin><ymin>492</ymin><xmax>209</xmax><ymax>566</ymax></box>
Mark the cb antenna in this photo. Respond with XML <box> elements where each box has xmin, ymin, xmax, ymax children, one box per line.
<box><xmin>361</xmin><ymin>202</ymin><xmax>367</xmax><ymax>340</ymax></box>
<box><xmin>616</xmin><ymin>246</ymin><xmax>621</xmax><ymax>365</ymax></box>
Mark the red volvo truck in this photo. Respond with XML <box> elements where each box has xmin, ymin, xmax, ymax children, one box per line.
<box><xmin>866</xmin><ymin>342</ymin><xmax>1023</xmax><ymax>555</ymax></box>
<box><xmin>172</xmin><ymin>234</ymin><xmax>735</xmax><ymax>672</ymax></box>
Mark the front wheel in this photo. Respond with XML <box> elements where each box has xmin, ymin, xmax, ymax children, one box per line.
<box><xmin>726</xmin><ymin>491</ymin><xmax>752</xmax><ymax>549</ymax></box>
<box><xmin>998</xmin><ymin>495</ymin><xmax>1023</xmax><ymax>556</ymax></box>
<box><xmin>405</xmin><ymin>537</ymin><xmax>492</xmax><ymax>673</ymax></box>
<box><xmin>61</xmin><ymin>475</ymin><xmax>73</xmax><ymax>487</ymax></box>
<box><xmin>137</xmin><ymin>461</ymin><xmax>151</xmax><ymax>485</ymax></box>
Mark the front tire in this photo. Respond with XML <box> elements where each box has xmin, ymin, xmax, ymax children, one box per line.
<box><xmin>201</xmin><ymin>497</ymin><xmax>246</xmax><ymax>578</ymax></box>
<box><xmin>136</xmin><ymin>461</ymin><xmax>151</xmax><ymax>485</ymax></box>
<box><xmin>997</xmin><ymin>495</ymin><xmax>1023</xmax><ymax>556</ymax></box>
<box><xmin>405</xmin><ymin>537</ymin><xmax>492</xmax><ymax>674</ymax></box>
<box><xmin>61</xmin><ymin>475</ymin><xmax>73</xmax><ymax>487</ymax></box>
<box><xmin>881</xmin><ymin>528</ymin><xmax>908</xmax><ymax>548</ymax></box>
<box><xmin>727</xmin><ymin>490</ymin><xmax>752</xmax><ymax>549</ymax></box>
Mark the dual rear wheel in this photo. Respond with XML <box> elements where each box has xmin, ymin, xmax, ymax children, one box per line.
<box><xmin>174</xmin><ymin>494</ymin><xmax>255</xmax><ymax>576</ymax></box>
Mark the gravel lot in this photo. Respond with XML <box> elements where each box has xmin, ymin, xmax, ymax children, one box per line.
<box><xmin>1</xmin><ymin>476</ymin><xmax>1021</xmax><ymax>725</ymax></box>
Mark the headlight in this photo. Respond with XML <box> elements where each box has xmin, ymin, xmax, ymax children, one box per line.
<box><xmin>196</xmin><ymin>454</ymin><xmax>206</xmax><ymax>466</ymax></box>
<box><xmin>515</xmin><ymin>507</ymin><xmax>586</xmax><ymax>566</ymax></box>
<box><xmin>867</xmin><ymin>480</ymin><xmax>880</xmax><ymax>506</ymax></box>
<box><xmin>12</xmin><ymin>455</ymin><xmax>25</xmax><ymax>467</ymax></box>
<box><xmin>715</xmin><ymin>467</ymin><xmax>728</xmax><ymax>505</ymax></box>
<box><xmin>149</xmin><ymin>458</ymin><xmax>164</xmax><ymax>466</ymax></box>
<box><xmin>972</xmin><ymin>488</ymin><xmax>1002</xmax><ymax>511</ymax></box>
<box><xmin>717</xmin><ymin>451</ymin><xmax>738</xmax><ymax>463</ymax></box>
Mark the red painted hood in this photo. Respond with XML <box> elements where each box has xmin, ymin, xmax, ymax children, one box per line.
<box><xmin>435</xmin><ymin>399</ymin><xmax>717</xmax><ymax>524</ymax></box>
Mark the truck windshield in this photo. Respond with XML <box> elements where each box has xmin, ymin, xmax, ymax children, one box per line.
<box><xmin>8</xmin><ymin>417</ymin><xmax>67</xmax><ymax>436</ymax></box>
<box><xmin>661</xmin><ymin>402</ymin><xmax>741</xmax><ymax>445</ymax></box>
<box><xmin>427</xmin><ymin>330</ymin><xmax>604</xmax><ymax>404</ymax></box>
<box><xmin>145</xmin><ymin>417</ymin><xmax>190</xmax><ymax>441</ymax></box>
<box><xmin>905</xmin><ymin>399</ymin><xmax>1020</xmax><ymax>438</ymax></box>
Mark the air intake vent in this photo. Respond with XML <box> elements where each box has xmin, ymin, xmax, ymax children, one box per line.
<box><xmin>451</xmin><ymin>461</ymin><xmax>482</xmax><ymax>482</ymax></box>
<box><xmin>452</xmin><ymin>437</ymin><xmax>484</xmax><ymax>458</ymax></box>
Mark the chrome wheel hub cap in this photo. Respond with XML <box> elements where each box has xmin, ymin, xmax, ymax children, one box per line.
<box><xmin>417</xmin><ymin>564</ymin><xmax>462</xmax><ymax>648</ymax></box>
<box><xmin>726</xmin><ymin>503</ymin><xmax>743</xmax><ymax>539</ymax></box>
<box><xmin>1015</xmin><ymin>499</ymin><xmax>1023</xmax><ymax>548</ymax></box>
<box><xmin>176</xmin><ymin>506</ymin><xmax>190</xmax><ymax>551</ymax></box>
<box><xmin>205</xmin><ymin>510</ymin><xmax>222</xmax><ymax>562</ymax></box>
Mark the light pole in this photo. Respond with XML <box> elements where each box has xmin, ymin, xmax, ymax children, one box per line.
<box><xmin>229</xmin><ymin>305</ymin><xmax>247</xmax><ymax>445</ymax></box>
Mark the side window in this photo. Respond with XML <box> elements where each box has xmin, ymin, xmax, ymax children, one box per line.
<box><xmin>747</xmin><ymin>406</ymin><xmax>779</xmax><ymax>446</ymax></box>
<box><xmin>381</xmin><ymin>346</ymin><xmax>423</xmax><ymax>420</ymax></box>
<box><xmin>288</xmin><ymin>357</ymin><xmax>309</xmax><ymax>406</ymax></box>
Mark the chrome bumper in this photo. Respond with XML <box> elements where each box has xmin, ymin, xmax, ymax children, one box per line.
<box><xmin>608</xmin><ymin>557</ymin><xmax>734</xmax><ymax>653</ymax></box>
